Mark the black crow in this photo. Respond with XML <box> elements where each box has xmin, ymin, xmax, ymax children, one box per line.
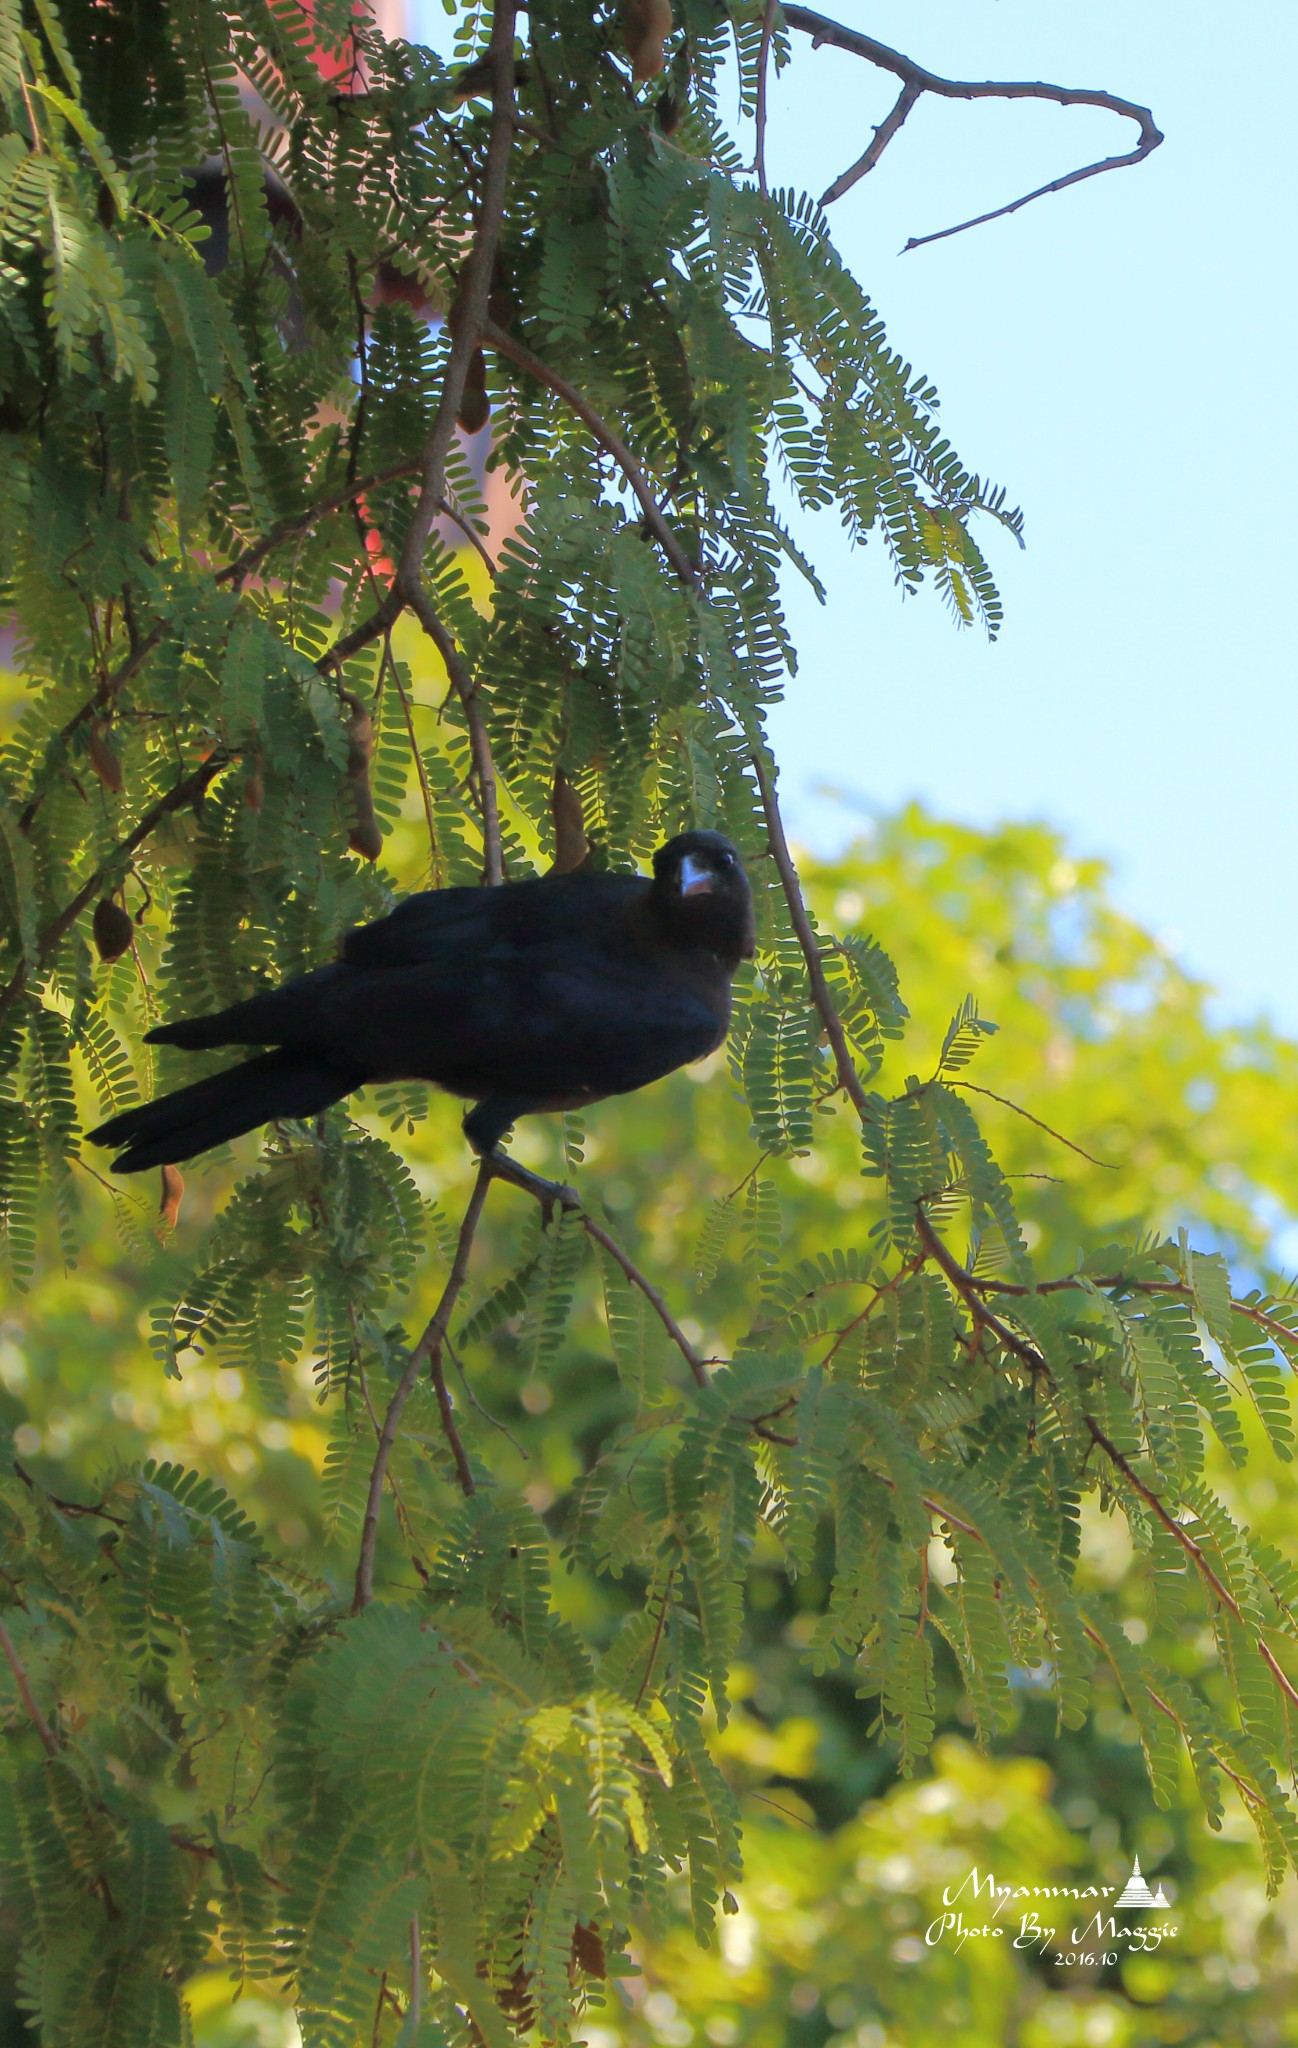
<box><xmin>89</xmin><ymin>831</ymin><xmax>754</xmax><ymax>1173</ymax></box>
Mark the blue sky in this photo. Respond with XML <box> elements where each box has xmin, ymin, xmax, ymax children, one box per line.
<box><xmin>409</xmin><ymin>3</ymin><xmax>1297</xmax><ymax>1030</ymax></box>
<box><xmin>753</xmin><ymin>2</ymin><xmax>1298</xmax><ymax>1030</ymax></box>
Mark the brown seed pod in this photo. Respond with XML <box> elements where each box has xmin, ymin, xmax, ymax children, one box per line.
<box><xmin>457</xmin><ymin>347</ymin><xmax>490</xmax><ymax>435</ymax></box>
<box><xmin>656</xmin><ymin>86</ymin><xmax>679</xmax><ymax>134</ymax></box>
<box><xmin>621</xmin><ymin>0</ymin><xmax>673</xmax><ymax>81</ymax></box>
<box><xmin>570</xmin><ymin>1920</ymin><xmax>606</xmax><ymax>1979</ymax></box>
<box><xmin>159</xmin><ymin>1164</ymin><xmax>184</xmax><ymax>1230</ymax></box>
<box><xmin>86</xmin><ymin>720</ymin><xmax>124</xmax><ymax>794</ymax></box>
<box><xmin>92</xmin><ymin>897</ymin><xmax>135</xmax><ymax>963</ymax></box>
<box><xmin>343</xmin><ymin>697</ymin><xmax>383</xmax><ymax>861</ymax></box>
<box><xmin>243</xmin><ymin>765</ymin><xmax>265</xmax><ymax>811</ymax></box>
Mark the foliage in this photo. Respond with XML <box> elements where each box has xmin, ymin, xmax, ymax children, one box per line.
<box><xmin>0</xmin><ymin>1</ymin><xmax>1294</xmax><ymax>2045</ymax></box>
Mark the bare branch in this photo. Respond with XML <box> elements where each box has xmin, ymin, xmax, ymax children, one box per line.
<box><xmin>782</xmin><ymin>5</ymin><xmax>1162</xmax><ymax>239</ymax></box>
<box><xmin>820</xmin><ymin>80</ymin><xmax>920</xmax><ymax>205</ymax></box>
<box><xmin>482</xmin><ymin>318</ymin><xmax>701</xmax><ymax>588</ymax></box>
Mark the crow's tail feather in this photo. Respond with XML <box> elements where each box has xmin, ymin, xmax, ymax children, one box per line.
<box><xmin>88</xmin><ymin>1050</ymin><xmax>363</xmax><ymax>1173</ymax></box>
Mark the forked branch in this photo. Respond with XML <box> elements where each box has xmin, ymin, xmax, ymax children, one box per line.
<box><xmin>783</xmin><ymin>5</ymin><xmax>1162</xmax><ymax>240</ymax></box>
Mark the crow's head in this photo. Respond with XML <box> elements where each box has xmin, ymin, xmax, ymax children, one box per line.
<box><xmin>652</xmin><ymin>831</ymin><xmax>755</xmax><ymax>963</ymax></box>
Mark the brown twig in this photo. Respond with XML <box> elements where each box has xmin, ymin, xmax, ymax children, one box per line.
<box><xmin>946</xmin><ymin>1079</ymin><xmax>1118</xmax><ymax>1170</ymax></box>
<box><xmin>635</xmin><ymin>1569</ymin><xmax>675</xmax><ymax>1707</ymax></box>
<box><xmin>436</xmin><ymin>493</ymin><xmax>498</xmax><ymax>578</ymax></box>
<box><xmin>915</xmin><ymin>1201</ymin><xmax>1298</xmax><ymax>1719</ymax></box>
<box><xmin>392</xmin><ymin>3</ymin><xmax>518</xmax><ymax>592</ymax></box>
<box><xmin>751</xmin><ymin>749</ymin><xmax>871</xmax><ymax>1121</ymax></box>
<box><xmin>352</xmin><ymin>1161</ymin><xmax>494</xmax><ymax>1610</ymax></box>
<box><xmin>0</xmin><ymin>1615</ymin><xmax>59</xmax><ymax>1757</ymax></box>
<box><xmin>16</xmin><ymin>624</ymin><xmax>165</xmax><ymax>835</ymax></box>
<box><xmin>482</xmin><ymin>318</ymin><xmax>700</xmax><ymax>587</ymax></box>
<box><xmin>483</xmin><ymin>1152</ymin><xmax>711</xmax><ymax>1387</ymax></box>
<box><xmin>753</xmin><ymin>0</ymin><xmax>779</xmax><ymax>199</ymax></box>
<box><xmin>216</xmin><ymin>461</ymin><xmax>422</xmax><ymax>588</ymax></box>
<box><xmin>782</xmin><ymin>5</ymin><xmax>1162</xmax><ymax>236</ymax></box>
<box><xmin>0</xmin><ymin>751</ymin><xmax>233</xmax><ymax>1018</ymax></box>
<box><xmin>406</xmin><ymin>586</ymin><xmax>503</xmax><ymax>886</ymax></box>
<box><xmin>13</xmin><ymin>1459</ymin><xmax>126</xmax><ymax>1526</ymax></box>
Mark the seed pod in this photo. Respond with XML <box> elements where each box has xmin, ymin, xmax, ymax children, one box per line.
<box><xmin>92</xmin><ymin>897</ymin><xmax>134</xmax><ymax>963</ymax></box>
<box><xmin>457</xmin><ymin>347</ymin><xmax>490</xmax><ymax>435</ymax></box>
<box><xmin>570</xmin><ymin>1920</ymin><xmax>606</xmax><ymax>1978</ymax></box>
<box><xmin>621</xmin><ymin>0</ymin><xmax>673</xmax><ymax>81</ymax></box>
<box><xmin>343</xmin><ymin>697</ymin><xmax>383</xmax><ymax>860</ymax></box>
<box><xmin>243</xmin><ymin>759</ymin><xmax>265</xmax><ymax>811</ymax></box>
<box><xmin>159</xmin><ymin>1165</ymin><xmax>184</xmax><ymax>1230</ymax></box>
<box><xmin>656</xmin><ymin>86</ymin><xmax>679</xmax><ymax>134</ymax></box>
<box><xmin>86</xmin><ymin>720</ymin><xmax>123</xmax><ymax>794</ymax></box>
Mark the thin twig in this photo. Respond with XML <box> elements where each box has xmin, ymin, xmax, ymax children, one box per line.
<box><xmin>406</xmin><ymin>585</ymin><xmax>503</xmax><ymax>885</ymax></box>
<box><xmin>482</xmin><ymin>318</ymin><xmax>700</xmax><ymax>587</ymax></box>
<box><xmin>635</xmin><ymin>1569</ymin><xmax>675</xmax><ymax>1707</ymax></box>
<box><xmin>753</xmin><ymin>0</ymin><xmax>779</xmax><ymax>199</ymax></box>
<box><xmin>751</xmin><ymin>748</ymin><xmax>871</xmax><ymax>1121</ymax></box>
<box><xmin>947</xmin><ymin>1079</ymin><xmax>1118</xmax><ymax>1170</ymax></box>
<box><xmin>0</xmin><ymin>1615</ymin><xmax>59</xmax><ymax>1757</ymax></box>
<box><xmin>352</xmin><ymin>1161</ymin><xmax>493</xmax><ymax>1610</ymax></box>
<box><xmin>436</xmin><ymin>494</ymin><xmax>498</xmax><ymax>578</ymax></box>
<box><xmin>13</xmin><ymin>1459</ymin><xmax>126</xmax><ymax>1525</ymax></box>
<box><xmin>483</xmin><ymin>1152</ymin><xmax>712</xmax><ymax>1387</ymax></box>
<box><xmin>584</xmin><ymin>1212</ymin><xmax>710</xmax><ymax>1388</ymax></box>
<box><xmin>0</xmin><ymin>751</ymin><xmax>233</xmax><ymax>1017</ymax></box>
<box><xmin>216</xmin><ymin>462</ymin><xmax>422</xmax><ymax>588</ymax></box>
<box><xmin>409</xmin><ymin>1917</ymin><xmax>422</xmax><ymax>2033</ymax></box>
<box><xmin>392</xmin><ymin>2</ymin><xmax>518</xmax><ymax>591</ymax></box>
<box><xmin>16</xmin><ymin>624</ymin><xmax>165</xmax><ymax>835</ymax></box>
<box><xmin>782</xmin><ymin>5</ymin><xmax>1162</xmax><ymax>236</ymax></box>
<box><xmin>915</xmin><ymin>1201</ymin><xmax>1298</xmax><ymax>1719</ymax></box>
<box><xmin>819</xmin><ymin>80</ymin><xmax>921</xmax><ymax>202</ymax></box>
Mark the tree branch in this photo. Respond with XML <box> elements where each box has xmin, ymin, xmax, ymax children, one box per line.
<box><xmin>0</xmin><ymin>1615</ymin><xmax>59</xmax><ymax>1757</ymax></box>
<box><xmin>483</xmin><ymin>1152</ymin><xmax>712</xmax><ymax>1387</ymax></box>
<box><xmin>352</xmin><ymin>1160</ymin><xmax>494</xmax><ymax>1610</ymax></box>
<box><xmin>392</xmin><ymin>3</ymin><xmax>518</xmax><ymax>590</ymax></box>
<box><xmin>482</xmin><ymin>318</ymin><xmax>701</xmax><ymax>588</ymax></box>
<box><xmin>754</xmin><ymin>0</ymin><xmax>779</xmax><ymax>199</ymax></box>
<box><xmin>751</xmin><ymin>748</ymin><xmax>871</xmax><ymax>1122</ymax></box>
<box><xmin>0</xmin><ymin>751</ymin><xmax>233</xmax><ymax>1018</ymax></box>
<box><xmin>783</xmin><ymin>5</ymin><xmax>1162</xmax><ymax>238</ymax></box>
<box><xmin>217</xmin><ymin>461</ymin><xmax>422</xmax><ymax>588</ymax></box>
<box><xmin>405</xmin><ymin>585</ymin><xmax>504</xmax><ymax>886</ymax></box>
<box><xmin>914</xmin><ymin>1201</ymin><xmax>1298</xmax><ymax>1719</ymax></box>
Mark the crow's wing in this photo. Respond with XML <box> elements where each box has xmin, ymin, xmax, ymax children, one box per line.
<box><xmin>308</xmin><ymin>944</ymin><xmax>726</xmax><ymax>1101</ymax></box>
<box><xmin>148</xmin><ymin>871</ymin><xmax>653</xmax><ymax>1052</ymax></box>
<box><xmin>342</xmin><ymin>871</ymin><xmax>648</xmax><ymax>969</ymax></box>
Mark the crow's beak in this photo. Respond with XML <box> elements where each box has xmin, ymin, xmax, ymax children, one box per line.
<box><xmin>679</xmin><ymin>853</ymin><xmax>715</xmax><ymax>897</ymax></box>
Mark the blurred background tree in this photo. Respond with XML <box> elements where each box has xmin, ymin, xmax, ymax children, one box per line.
<box><xmin>2</xmin><ymin>2</ymin><xmax>1297</xmax><ymax>2045</ymax></box>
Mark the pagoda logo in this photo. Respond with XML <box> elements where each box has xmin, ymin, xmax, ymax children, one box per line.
<box><xmin>1113</xmin><ymin>1856</ymin><xmax>1170</xmax><ymax>1909</ymax></box>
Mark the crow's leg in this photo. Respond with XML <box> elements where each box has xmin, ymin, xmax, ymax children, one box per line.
<box><xmin>462</xmin><ymin>1094</ymin><xmax>542</xmax><ymax>1155</ymax></box>
<box><xmin>463</xmin><ymin>1097</ymin><xmax>578</xmax><ymax>1224</ymax></box>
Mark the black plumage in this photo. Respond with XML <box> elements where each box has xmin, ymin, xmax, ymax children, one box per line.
<box><xmin>89</xmin><ymin>831</ymin><xmax>754</xmax><ymax>1173</ymax></box>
